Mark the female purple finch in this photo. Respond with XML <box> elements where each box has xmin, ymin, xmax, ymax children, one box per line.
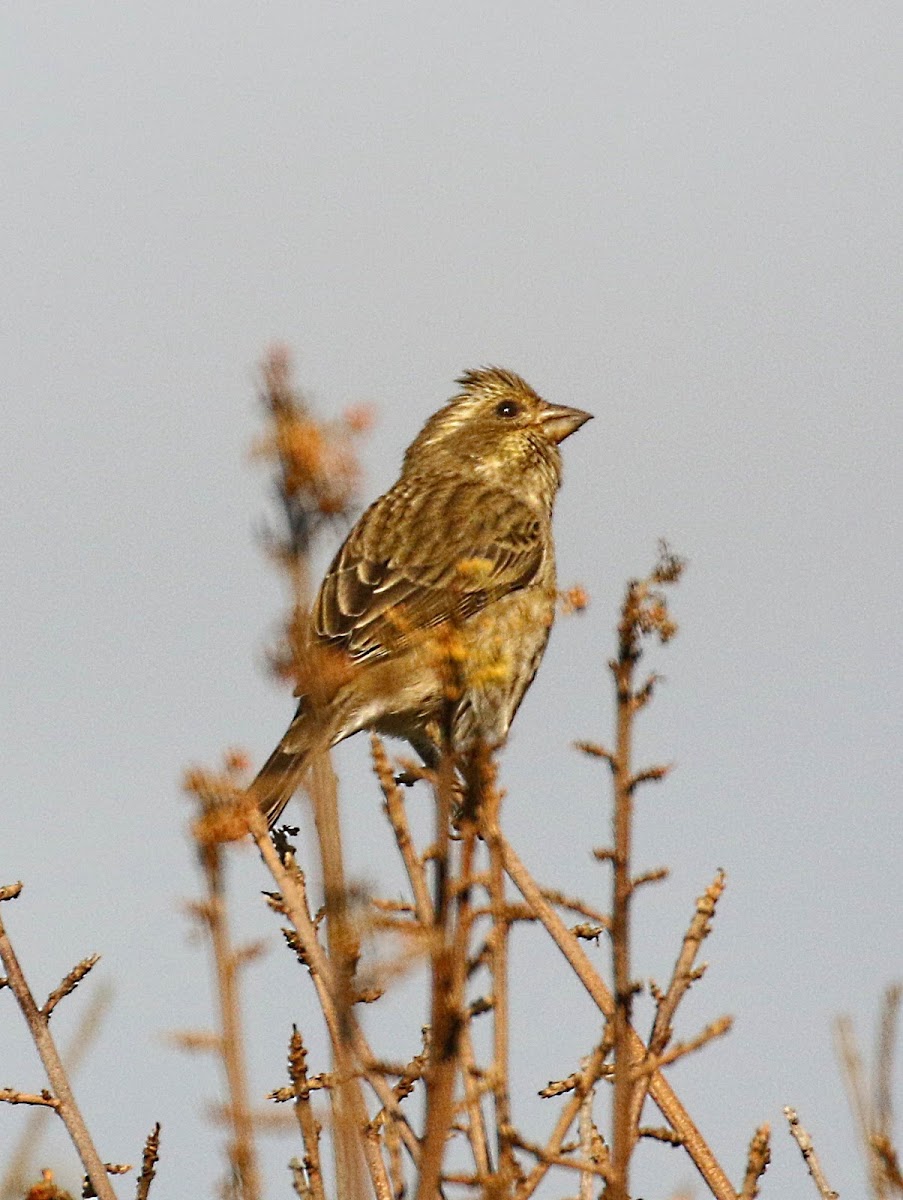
<box><xmin>253</xmin><ymin>366</ymin><xmax>591</xmax><ymax>827</ymax></box>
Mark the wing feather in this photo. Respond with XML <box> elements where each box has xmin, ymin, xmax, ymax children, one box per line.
<box><xmin>313</xmin><ymin>475</ymin><xmax>544</xmax><ymax>663</ymax></box>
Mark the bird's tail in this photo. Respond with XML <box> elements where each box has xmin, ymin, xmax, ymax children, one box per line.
<box><xmin>250</xmin><ymin>702</ymin><xmax>320</xmax><ymax>830</ymax></box>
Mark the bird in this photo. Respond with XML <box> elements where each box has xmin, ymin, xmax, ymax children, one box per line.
<box><xmin>251</xmin><ymin>366</ymin><xmax>591</xmax><ymax>828</ymax></box>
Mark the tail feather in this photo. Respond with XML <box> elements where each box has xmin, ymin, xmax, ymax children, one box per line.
<box><xmin>250</xmin><ymin>703</ymin><xmax>319</xmax><ymax>829</ymax></box>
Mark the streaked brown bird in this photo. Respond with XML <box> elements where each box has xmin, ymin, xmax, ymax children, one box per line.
<box><xmin>252</xmin><ymin>367</ymin><xmax>591</xmax><ymax>828</ymax></box>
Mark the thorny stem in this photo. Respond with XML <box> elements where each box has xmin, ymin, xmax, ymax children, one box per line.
<box><xmin>0</xmin><ymin>884</ymin><xmax>119</xmax><ymax>1200</ymax></box>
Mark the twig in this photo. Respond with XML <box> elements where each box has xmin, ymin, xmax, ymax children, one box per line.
<box><xmin>254</xmin><ymin>348</ymin><xmax>379</xmax><ymax>1196</ymax></box>
<box><xmin>877</xmin><ymin>986</ymin><xmax>902</xmax><ymax>1135</ymax></box>
<box><xmin>628</xmin><ymin>871</ymin><xmax>727</xmax><ymax>1132</ymax></box>
<box><xmin>3</xmin><ymin>980</ymin><xmax>112</xmax><ymax>1199</ymax></box>
<box><xmin>372</xmin><ymin>736</ymin><xmax>435</xmax><ymax>926</ymax></box>
<box><xmin>0</xmin><ymin>884</ymin><xmax>119</xmax><ymax>1200</ymax></box>
<box><xmin>481</xmin><ymin>750</ymin><xmax>518</xmax><ymax>1191</ymax></box>
<box><xmin>250</xmin><ymin>811</ymin><xmax>408</xmax><ymax>1191</ymax></box>
<box><xmin>604</xmin><ymin>555</ymin><xmax>684</xmax><ymax>1200</ymax></box>
<box><xmin>416</xmin><ymin>744</ymin><xmax>477</xmax><ymax>1200</ymax></box>
<box><xmin>537</xmin><ymin>886</ymin><xmax>611</xmax><ymax>928</ymax></box>
<box><xmin>306</xmin><ymin>750</ymin><xmax>368</xmax><ymax>1200</ymax></box>
<box><xmin>134</xmin><ymin>1123</ymin><xmax>161</xmax><ymax>1200</ymax></box>
<box><xmin>42</xmin><ymin>955</ymin><xmax>101</xmax><ymax>1020</ymax></box>
<box><xmin>835</xmin><ymin>985</ymin><xmax>903</xmax><ymax>1199</ymax></box>
<box><xmin>638</xmin><ymin>1124</ymin><xmax>682</xmax><ymax>1145</ymax></box>
<box><xmin>609</xmin><ymin>614</ymin><xmax>638</xmax><ymax>1200</ymax></box>
<box><xmin>510</xmin><ymin>1127</ymin><xmax>611</xmax><ymax>1181</ymax></box>
<box><xmin>784</xmin><ymin>1107</ymin><xmax>839</xmax><ymax>1200</ymax></box>
<box><xmin>0</xmin><ymin>1089</ymin><xmax>59</xmax><ymax>1108</ymax></box>
<box><xmin>579</xmin><ymin>1085</ymin><xmax>597</xmax><ymax>1200</ymax></box>
<box><xmin>739</xmin><ymin>1124</ymin><xmax>771</xmax><ymax>1199</ymax></box>
<box><xmin>459</xmin><ymin>1024</ymin><xmax>493</xmax><ymax>1180</ymax></box>
<box><xmin>872</xmin><ymin>1134</ymin><xmax>903</xmax><ymax>1192</ymax></box>
<box><xmin>196</xmin><ymin>837</ymin><xmax>261</xmax><ymax>1200</ymax></box>
<box><xmin>575</xmin><ymin>741</ymin><xmax>615</xmax><ymax>768</ymax></box>
<box><xmin>285</xmin><ymin>1027</ymin><xmax>325</xmax><ymax>1200</ymax></box>
<box><xmin>650</xmin><ymin>872</ymin><xmax>726</xmax><ymax>1055</ymax></box>
<box><xmin>499</xmin><ymin>837</ymin><xmax>738</xmax><ymax>1200</ymax></box>
<box><xmin>517</xmin><ymin>1040</ymin><xmax>611</xmax><ymax>1199</ymax></box>
<box><xmin>629</xmin><ymin>1016</ymin><xmax>733</xmax><ymax>1078</ymax></box>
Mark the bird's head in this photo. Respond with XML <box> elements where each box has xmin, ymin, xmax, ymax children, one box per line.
<box><xmin>403</xmin><ymin>367</ymin><xmax>592</xmax><ymax>504</ymax></box>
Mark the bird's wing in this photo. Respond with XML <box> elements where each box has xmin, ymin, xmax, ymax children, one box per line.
<box><xmin>313</xmin><ymin>475</ymin><xmax>546</xmax><ymax>663</ymax></box>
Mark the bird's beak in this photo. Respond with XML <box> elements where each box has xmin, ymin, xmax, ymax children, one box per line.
<box><xmin>538</xmin><ymin>402</ymin><xmax>593</xmax><ymax>444</ymax></box>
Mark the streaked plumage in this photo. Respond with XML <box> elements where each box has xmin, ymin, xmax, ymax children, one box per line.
<box><xmin>252</xmin><ymin>367</ymin><xmax>591</xmax><ymax>828</ymax></box>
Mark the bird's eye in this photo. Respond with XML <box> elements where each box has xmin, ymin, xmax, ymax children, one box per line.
<box><xmin>495</xmin><ymin>400</ymin><xmax>520</xmax><ymax>418</ymax></box>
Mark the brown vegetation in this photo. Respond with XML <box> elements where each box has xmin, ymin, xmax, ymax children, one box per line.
<box><xmin>1</xmin><ymin>350</ymin><xmax>898</xmax><ymax>1198</ymax></box>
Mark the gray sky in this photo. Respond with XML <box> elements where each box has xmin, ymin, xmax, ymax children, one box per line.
<box><xmin>3</xmin><ymin>2</ymin><xmax>901</xmax><ymax>1195</ymax></box>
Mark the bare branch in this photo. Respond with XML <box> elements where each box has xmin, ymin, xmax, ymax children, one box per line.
<box><xmin>480</xmin><ymin>750</ymin><xmax>518</xmax><ymax>1190</ymax></box>
<box><xmin>630</xmin><ymin>1016</ymin><xmax>734</xmax><ymax>1079</ymax></box>
<box><xmin>579</xmin><ymin>1085</ymin><xmax>599</xmax><ymax>1200</ymax></box>
<box><xmin>575</xmin><ymin>741</ymin><xmax>616</xmax><ymax>768</ymax></box>
<box><xmin>2</xmin><ymin>980</ymin><xmax>113</xmax><ymax>1199</ymax></box>
<box><xmin>876</xmin><ymin>985</ymin><xmax>902</xmax><ymax>1143</ymax></box>
<box><xmin>638</xmin><ymin>1125</ymin><xmax>682</xmax><ymax>1145</ymax></box>
<box><xmin>416</xmin><ymin>745</ymin><xmax>480</xmax><ymax>1200</ymax></box>
<box><xmin>629</xmin><ymin>869</ymin><xmax>727</xmax><ymax>1138</ymax></box>
<box><xmin>538</xmin><ymin>886</ymin><xmax>611</xmax><ymax>927</ymax></box>
<box><xmin>193</xmin><ymin>813</ymin><xmax>261</xmax><ymax>1200</ymax></box>
<box><xmin>628</xmin><ymin>764</ymin><xmax>672</xmax><ymax>792</ymax></box>
<box><xmin>42</xmin><ymin>954</ymin><xmax>102</xmax><ymax>1020</ymax></box>
<box><xmin>0</xmin><ymin>888</ymin><xmax>120</xmax><ymax>1200</ymax></box>
<box><xmin>784</xmin><ymin>1107</ymin><xmax>839</xmax><ymax>1200</ymax></box>
<box><xmin>836</xmin><ymin>1011</ymin><xmax>883</xmax><ymax>1196</ymax></box>
<box><xmin>739</xmin><ymin>1124</ymin><xmax>771</xmax><ymax>1199</ymax></box>
<box><xmin>371</xmin><ymin>735</ymin><xmax>434</xmax><ymax>926</ymax></box>
<box><xmin>459</xmin><ymin>1025</ymin><xmax>493</xmax><ymax>1180</ymax></box>
<box><xmin>872</xmin><ymin>1133</ymin><xmax>903</xmax><ymax>1193</ymax></box>
<box><xmin>631</xmin><ymin>868</ymin><xmax>669</xmax><ymax>891</ymax></box>
<box><xmin>510</xmin><ymin>1126</ymin><xmax>611</xmax><ymax>1183</ymax></box>
<box><xmin>134</xmin><ymin>1123</ymin><xmax>161</xmax><ymax>1200</ymax></box>
<box><xmin>285</xmin><ymin>1027</ymin><xmax>325</xmax><ymax>1200</ymax></box>
<box><xmin>499</xmin><ymin>837</ymin><xmax>738</xmax><ymax>1200</ymax></box>
<box><xmin>0</xmin><ymin>1088</ymin><xmax>59</xmax><ymax>1109</ymax></box>
<box><xmin>249</xmin><ymin>811</ymin><xmax>420</xmax><ymax>1176</ymax></box>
